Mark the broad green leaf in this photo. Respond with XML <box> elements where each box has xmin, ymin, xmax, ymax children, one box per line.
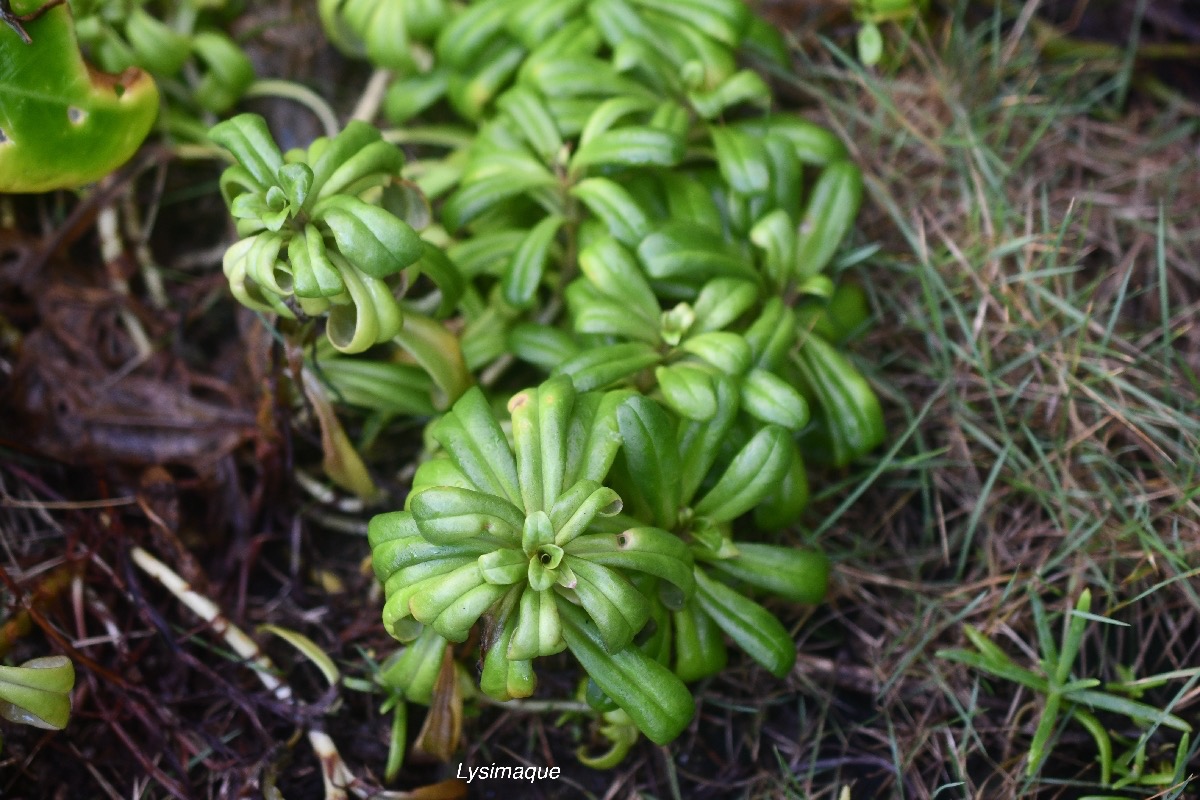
<box><xmin>0</xmin><ymin>2</ymin><xmax>158</xmax><ymax>192</ymax></box>
<box><xmin>694</xmin><ymin>568</ymin><xmax>794</xmax><ymax>678</ymax></box>
<box><xmin>571</xmin><ymin>177</ymin><xmax>653</xmax><ymax>247</ymax></box>
<box><xmin>554</xmin><ymin>342</ymin><xmax>661</xmax><ymax>392</ymax></box>
<box><xmin>732</xmin><ymin>115</ymin><xmax>848</xmax><ymax>165</ymax></box>
<box><xmin>793</xmin><ymin>160</ymin><xmax>863</xmax><ymax>279</ymax></box>
<box><xmin>617</xmin><ymin>395</ymin><xmax>682</xmax><ymax>529</ymax></box>
<box><xmin>704</xmin><ymin>542</ymin><xmax>827</xmax><ymax>604</ymax></box>
<box><xmin>693</xmin><ymin>425</ymin><xmax>792</xmax><ymax>522</ymax></box>
<box><xmin>638</xmin><ymin>222</ymin><xmax>757</xmax><ymax>283</ymax></box>
<box><xmin>0</xmin><ymin>655</ymin><xmax>74</xmax><ymax>731</ymax></box>
<box><xmin>571</xmin><ymin>127</ymin><xmax>684</xmax><ymax>173</ymax></box>
<box><xmin>676</xmin><ymin>373</ymin><xmax>738</xmax><ymax>502</ymax></box>
<box><xmin>564</xmin><ymin>557</ymin><xmax>649</xmax><ymax>653</ymax></box>
<box><xmin>739</xmin><ymin>368</ymin><xmax>810</xmax><ymax>429</ymax></box>
<box><xmin>502</xmin><ymin>215</ymin><xmax>563</xmax><ymax>308</ymax></box>
<box><xmin>314</xmin><ymin>194</ymin><xmax>424</xmax><ymax>278</ymax></box>
<box><xmin>709</xmin><ymin>126</ymin><xmax>770</xmax><ymax>194</ymax></box>
<box><xmin>656</xmin><ymin>363</ymin><xmax>718</xmax><ymax>421</ymax></box>
<box><xmin>559</xmin><ymin>599</ymin><xmax>694</xmax><ymax>744</ymax></box>
<box><xmin>690</xmin><ymin>278</ymin><xmax>758</xmax><ymax>334</ymax></box>
<box><xmin>508</xmin><ymin>322</ymin><xmax>582</xmax><ymax>371</ymax></box>
<box><xmin>190</xmin><ymin>31</ymin><xmax>255</xmax><ymax>114</ymax></box>
<box><xmin>576</xmin><ymin>236</ymin><xmax>659</xmax><ymax>321</ymax></box>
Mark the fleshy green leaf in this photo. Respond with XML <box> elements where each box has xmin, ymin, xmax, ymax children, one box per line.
<box><xmin>0</xmin><ymin>3</ymin><xmax>159</xmax><ymax>192</ymax></box>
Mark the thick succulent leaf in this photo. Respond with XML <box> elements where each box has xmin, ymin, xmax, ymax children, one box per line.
<box><xmin>393</xmin><ymin>308</ymin><xmax>472</xmax><ymax>409</ymax></box>
<box><xmin>563</xmin><ymin>556</ymin><xmax>649</xmax><ymax>653</ymax></box>
<box><xmin>0</xmin><ymin>656</ymin><xmax>74</xmax><ymax>730</ymax></box>
<box><xmin>690</xmin><ymin>278</ymin><xmax>758</xmax><ymax>334</ymax></box>
<box><xmin>435</xmin><ymin>0</ymin><xmax>512</xmax><ymax>69</ymax></box>
<box><xmin>210</xmin><ymin>113</ymin><xmax>284</xmax><ymax>189</ymax></box>
<box><xmin>638</xmin><ymin>222</ymin><xmax>758</xmax><ymax>283</ymax></box>
<box><xmin>480</xmin><ymin>590</ymin><xmax>538</xmax><ymax>700</ymax></box>
<box><xmin>742</xmin><ymin>297</ymin><xmax>796</xmax><ymax>372</ymax></box>
<box><xmin>672</xmin><ymin>595</ymin><xmax>727</xmax><ymax>682</ymax></box>
<box><xmin>617</xmin><ymin>395</ymin><xmax>682</xmax><ymax>530</ymax></box>
<box><xmin>571</xmin><ymin>127</ymin><xmax>684</xmax><ymax>172</ymax></box>
<box><xmin>753</xmin><ymin>442</ymin><xmax>810</xmax><ymax>529</ymax></box>
<box><xmin>124</xmin><ymin>7</ymin><xmax>189</xmax><ymax>75</ymax></box>
<box><xmin>559</xmin><ymin>599</ymin><xmax>694</xmax><ymax>744</ymax></box>
<box><xmin>563</xmin><ymin>389</ymin><xmax>632</xmax><ymax>487</ymax></box>
<box><xmin>689</xmin><ymin>69</ymin><xmax>770</xmax><ymax>119</ymax></box>
<box><xmin>731</xmin><ymin>115</ymin><xmax>847</xmax><ymax>166</ymax></box>
<box><xmin>190</xmin><ymin>32</ymin><xmax>255</xmax><ymax>113</ymax></box>
<box><xmin>676</xmin><ymin>373</ymin><xmax>738</xmax><ymax>502</ymax></box>
<box><xmin>314</xmin><ymin>194</ymin><xmax>423</xmax><ymax>279</ymax></box>
<box><xmin>554</xmin><ymin>342</ymin><xmax>661</xmax><ymax>392</ymax></box>
<box><xmin>694</xmin><ymin>568</ymin><xmax>795</xmax><ymax>677</ymax></box>
<box><xmin>704</xmin><ymin>542</ymin><xmax>829</xmax><ymax>604</ymax></box>
<box><xmin>508</xmin><ymin>586</ymin><xmax>566</xmax><ymax>660</ymax></box>
<box><xmin>576</xmin><ymin>235</ymin><xmax>659</xmax><ymax>320</ymax></box>
<box><xmin>508</xmin><ymin>322</ymin><xmax>581</xmax><ymax>371</ymax></box>
<box><xmin>496</xmin><ymin>85</ymin><xmax>562</xmax><ymax>162</ymax></box>
<box><xmin>536</xmin><ymin>375</ymin><xmax>575</xmax><ymax>505</ymax></box>
<box><xmin>678</xmin><ymin>332</ymin><xmax>751</xmax><ymax>376</ymax></box>
<box><xmin>660</xmin><ymin>172</ymin><xmax>723</xmax><ymax>232</ymax></box>
<box><xmin>750</xmin><ymin>208</ymin><xmax>796</xmax><ymax>288</ymax></box>
<box><xmin>446</xmin><ymin>40</ymin><xmax>526</xmax><ymax>120</ymax></box>
<box><xmin>323</xmin><ymin>253</ymin><xmax>404</xmax><ymax>353</ymax></box>
<box><xmin>693</xmin><ymin>424</ymin><xmax>792</xmax><ymax>522</ymax></box>
<box><xmin>0</xmin><ymin>2</ymin><xmax>159</xmax><ymax>192</ymax></box>
<box><xmin>550</xmin><ymin>480</ymin><xmax>622</xmax><ymax>545</ymax></box>
<box><xmin>571</xmin><ymin>177</ymin><xmax>653</xmax><ymax>247</ymax></box>
<box><xmin>441</xmin><ymin>168</ymin><xmax>557</xmax><ymax>232</ymax></box>
<box><xmin>430</xmin><ymin>387</ymin><xmax>522</xmax><ymax>505</ymax></box>
<box><xmin>379</xmin><ymin>626</ymin><xmax>449</xmax><ymax>704</ymax></box>
<box><xmin>565</xmin><ymin>527</ymin><xmax>694</xmax><ymax>605</ymax></box>
<box><xmin>709</xmin><ymin>126</ymin><xmax>770</xmax><ymax>194</ymax></box>
<box><xmin>288</xmin><ymin>225</ymin><xmax>345</xmax><ymax>297</ymax></box>
<box><xmin>508</xmin><ymin>386</ymin><xmax>546</xmax><ymax>513</ymax></box>
<box><xmin>502</xmin><ymin>214</ymin><xmax>563</xmax><ymax>309</ymax></box>
<box><xmin>312</xmin><ymin>128</ymin><xmax>405</xmax><ymax>201</ymax></box>
<box><xmin>411</xmin><ymin>486</ymin><xmax>525</xmax><ymax>544</ymax></box>
<box><xmin>739</xmin><ymin>368</ymin><xmax>810</xmax><ymax>430</ymax></box>
<box><xmin>407</xmin><ymin>561</ymin><xmax>505</xmax><ymax>641</ymax></box>
<box><xmin>577</xmin><ymin>94</ymin><xmax>658</xmax><ymax>146</ymax></box>
<box><xmin>793</xmin><ymin>160</ymin><xmax>863</xmax><ymax>279</ymax></box>
<box><xmin>656</xmin><ymin>363</ymin><xmax>718</xmax><ymax>421</ymax></box>
<box><xmin>791</xmin><ymin>333</ymin><xmax>885</xmax><ymax>466</ymax></box>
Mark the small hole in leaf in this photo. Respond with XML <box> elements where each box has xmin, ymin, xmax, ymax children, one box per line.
<box><xmin>0</xmin><ymin>128</ymin><xmax>10</xmax><ymax>145</ymax></box>
<box><xmin>539</xmin><ymin>552</ymin><xmax>552</xmax><ymax>565</ymax></box>
<box><xmin>67</xmin><ymin>107</ymin><xmax>87</xmax><ymax>125</ymax></box>
<box><xmin>113</xmin><ymin>83</ymin><xmax>126</xmax><ymax>98</ymax></box>
<box><xmin>618</xmin><ymin>533</ymin><xmax>630</xmax><ymax>548</ymax></box>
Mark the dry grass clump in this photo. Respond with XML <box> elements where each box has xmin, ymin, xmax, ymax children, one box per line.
<box><xmin>753</xmin><ymin>10</ymin><xmax>1200</xmax><ymax>799</ymax></box>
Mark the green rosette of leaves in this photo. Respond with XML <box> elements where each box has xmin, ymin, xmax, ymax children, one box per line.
<box><xmin>368</xmin><ymin>376</ymin><xmax>695</xmax><ymax>744</ymax></box>
<box><xmin>210</xmin><ymin>114</ymin><xmax>466</xmax><ymax>354</ymax></box>
<box><xmin>598</xmin><ymin>389</ymin><xmax>829</xmax><ymax>683</ymax></box>
<box><xmin>70</xmin><ymin>0</ymin><xmax>254</xmax><ymax>114</ymax></box>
